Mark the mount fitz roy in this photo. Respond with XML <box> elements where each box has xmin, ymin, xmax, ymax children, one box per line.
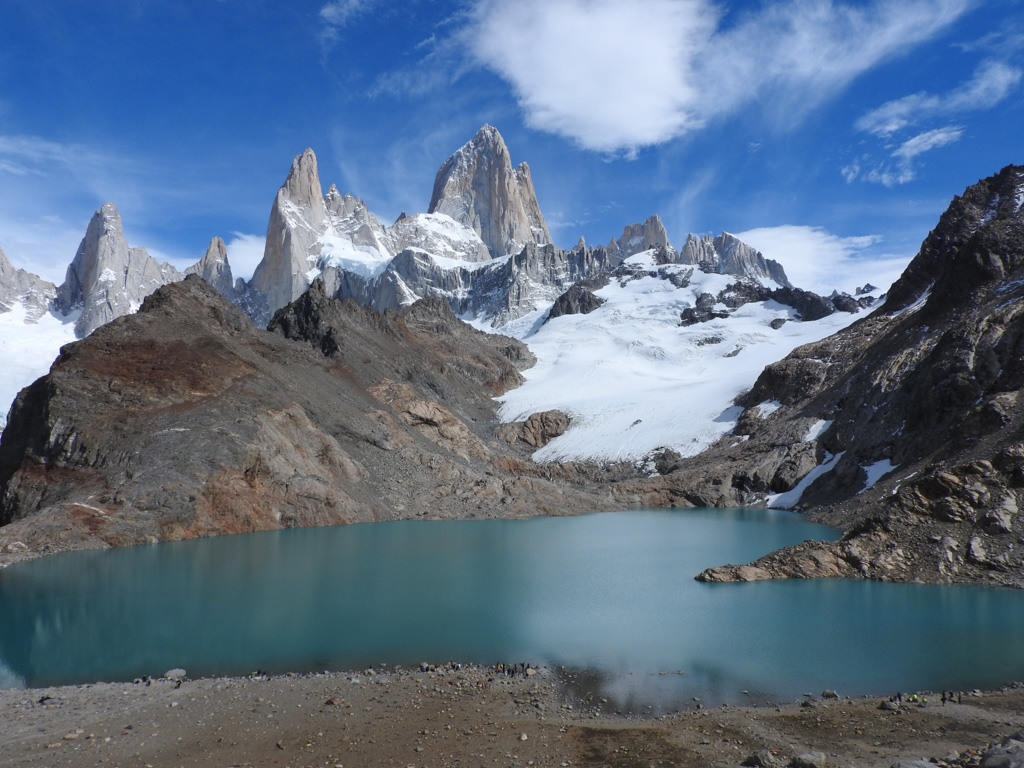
<box><xmin>0</xmin><ymin>125</ymin><xmax>869</xmax><ymax>440</ymax></box>
<box><xmin>8</xmin><ymin>126</ymin><xmax>1021</xmax><ymax>592</ymax></box>
<box><xmin>0</xmin><ymin>125</ymin><xmax>834</xmax><ymax>342</ymax></box>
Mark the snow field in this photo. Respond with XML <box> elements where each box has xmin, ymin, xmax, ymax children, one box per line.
<box><xmin>497</xmin><ymin>251</ymin><xmax>864</xmax><ymax>464</ymax></box>
<box><xmin>0</xmin><ymin>304</ymin><xmax>78</xmax><ymax>430</ymax></box>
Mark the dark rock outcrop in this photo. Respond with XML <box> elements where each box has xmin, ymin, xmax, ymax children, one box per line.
<box><xmin>676</xmin><ymin>279</ymin><xmax>863</xmax><ymax>327</ymax></box>
<box><xmin>546</xmin><ymin>282</ymin><xmax>608</xmax><ymax>321</ymax></box>
<box><xmin>769</xmin><ymin>287</ymin><xmax>835</xmax><ymax>321</ymax></box>
<box><xmin>679</xmin><ymin>293</ymin><xmax>730</xmax><ymax>326</ymax></box>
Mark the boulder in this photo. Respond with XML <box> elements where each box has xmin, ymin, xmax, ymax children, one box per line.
<box><xmin>789</xmin><ymin>751</ymin><xmax>827</xmax><ymax>768</ymax></box>
<box><xmin>742</xmin><ymin>749</ymin><xmax>782</xmax><ymax>767</ymax></box>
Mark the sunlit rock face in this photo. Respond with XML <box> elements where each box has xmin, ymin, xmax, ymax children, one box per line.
<box><xmin>55</xmin><ymin>203</ymin><xmax>182</xmax><ymax>338</ymax></box>
<box><xmin>428</xmin><ymin>124</ymin><xmax>552</xmax><ymax>260</ymax></box>
<box><xmin>0</xmin><ymin>245</ymin><xmax>55</xmax><ymax>321</ymax></box>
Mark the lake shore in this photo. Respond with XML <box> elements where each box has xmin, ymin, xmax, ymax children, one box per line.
<box><xmin>2</xmin><ymin>665</ymin><xmax>1022</xmax><ymax>768</ymax></box>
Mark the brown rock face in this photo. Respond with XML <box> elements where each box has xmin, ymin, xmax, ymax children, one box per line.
<box><xmin>497</xmin><ymin>410</ymin><xmax>571</xmax><ymax>449</ymax></box>
<box><xmin>0</xmin><ymin>276</ymin><xmax>622</xmax><ymax>558</ymax></box>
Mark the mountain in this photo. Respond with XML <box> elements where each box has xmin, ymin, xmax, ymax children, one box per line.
<box><xmin>238</xmin><ymin>126</ymin><xmax>814</xmax><ymax>330</ymax></box>
<box><xmin>185</xmin><ymin>236</ymin><xmax>237</xmax><ymax>300</ymax></box>
<box><xmin>678</xmin><ymin>232</ymin><xmax>792</xmax><ymax>287</ymax></box>
<box><xmin>55</xmin><ymin>203</ymin><xmax>183</xmax><ymax>338</ymax></box>
<box><xmin>249</xmin><ymin>148</ymin><xmax>328</xmax><ymax>317</ymax></box>
<box><xmin>0</xmin><ymin>245</ymin><xmax>55</xmax><ymax>321</ymax></box>
<box><xmin>0</xmin><ymin>125</ymin><xmax>880</xmax><ymax>468</ymax></box>
<box><xmin>0</xmin><ymin>204</ymin><xmax>193</xmax><ymax>433</ymax></box>
<box><xmin>606</xmin><ymin>217</ymin><xmax>791</xmax><ymax>287</ymax></box>
<box><xmin>0</xmin><ymin>276</ymin><xmax>632</xmax><ymax>557</ymax></box>
<box><xmin>428</xmin><ymin>124</ymin><xmax>552</xmax><ymax>259</ymax></box>
<box><xmin>676</xmin><ymin>164</ymin><xmax>1024</xmax><ymax>587</ymax></box>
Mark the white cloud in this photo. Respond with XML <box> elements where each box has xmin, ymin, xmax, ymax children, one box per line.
<box><xmin>464</xmin><ymin>0</ymin><xmax>715</xmax><ymax>154</ymax></box>
<box><xmin>892</xmin><ymin>126</ymin><xmax>963</xmax><ymax>160</ymax></box>
<box><xmin>735</xmin><ymin>224</ymin><xmax>910</xmax><ymax>295</ymax></box>
<box><xmin>849</xmin><ymin>125</ymin><xmax>963</xmax><ymax>187</ymax></box>
<box><xmin>225</xmin><ymin>233</ymin><xmax>267</xmax><ymax>281</ymax></box>
<box><xmin>856</xmin><ymin>60</ymin><xmax>1021</xmax><ymax>136</ymax></box>
<box><xmin>461</xmin><ymin>0</ymin><xmax>974</xmax><ymax>154</ymax></box>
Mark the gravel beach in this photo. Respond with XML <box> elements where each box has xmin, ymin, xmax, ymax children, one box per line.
<box><xmin>2</xmin><ymin>665</ymin><xmax>1023</xmax><ymax>768</ymax></box>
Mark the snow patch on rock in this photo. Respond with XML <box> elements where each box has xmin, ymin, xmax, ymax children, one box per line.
<box><xmin>767</xmin><ymin>451</ymin><xmax>846</xmax><ymax>509</ymax></box>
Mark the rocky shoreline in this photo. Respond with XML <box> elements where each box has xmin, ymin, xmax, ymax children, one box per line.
<box><xmin>1</xmin><ymin>664</ymin><xmax>1023</xmax><ymax>768</ymax></box>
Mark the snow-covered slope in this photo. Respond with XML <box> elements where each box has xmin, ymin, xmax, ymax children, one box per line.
<box><xmin>0</xmin><ymin>304</ymin><xmax>77</xmax><ymax>431</ymax></box>
<box><xmin>494</xmin><ymin>250</ymin><xmax>869</xmax><ymax>464</ymax></box>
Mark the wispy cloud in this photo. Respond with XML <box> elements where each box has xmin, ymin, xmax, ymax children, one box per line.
<box><xmin>843</xmin><ymin>54</ymin><xmax>1017</xmax><ymax>188</ymax></box>
<box><xmin>892</xmin><ymin>126</ymin><xmax>964</xmax><ymax>160</ymax></box>
<box><xmin>319</xmin><ymin>0</ymin><xmax>377</xmax><ymax>45</ymax></box>
<box><xmin>844</xmin><ymin>125</ymin><xmax>964</xmax><ymax>187</ymax></box>
<box><xmin>856</xmin><ymin>60</ymin><xmax>1021</xmax><ymax>136</ymax></box>
<box><xmin>700</xmin><ymin>0</ymin><xmax>974</xmax><ymax>127</ymax></box>
<box><xmin>735</xmin><ymin>224</ymin><xmax>909</xmax><ymax>295</ymax></box>
<box><xmin>955</xmin><ymin>22</ymin><xmax>1024</xmax><ymax>56</ymax></box>
<box><xmin>457</xmin><ymin>0</ymin><xmax>973</xmax><ymax>154</ymax></box>
<box><xmin>0</xmin><ymin>135</ymin><xmax>101</xmax><ymax>176</ymax></box>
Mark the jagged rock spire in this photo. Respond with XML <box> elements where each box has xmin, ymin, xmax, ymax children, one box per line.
<box><xmin>250</xmin><ymin>148</ymin><xmax>329</xmax><ymax>315</ymax></box>
<box><xmin>428</xmin><ymin>125</ymin><xmax>552</xmax><ymax>259</ymax></box>
<box><xmin>55</xmin><ymin>203</ymin><xmax>182</xmax><ymax>337</ymax></box>
<box><xmin>186</xmin><ymin>236</ymin><xmax>236</xmax><ymax>300</ymax></box>
<box><xmin>0</xmin><ymin>244</ymin><xmax>56</xmax><ymax>320</ymax></box>
<box><xmin>608</xmin><ymin>214</ymin><xmax>674</xmax><ymax>260</ymax></box>
<box><xmin>678</xmin><ymin>231</ymin><xmax>791</xmax><ymax>287</ymax></box>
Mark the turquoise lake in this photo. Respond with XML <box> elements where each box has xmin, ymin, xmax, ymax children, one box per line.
<box><xmin>1</xmin><ymin>508</ymin><xmax>1023</xmax><ymax>710</ymax></box>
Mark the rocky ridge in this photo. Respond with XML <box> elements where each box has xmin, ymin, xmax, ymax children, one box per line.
<box><xmin>234</xmin><ymin>125</ymin><xmax>824</xmax><ymax>329</ymax></box>
<box><xmin>673</xmin><ymin>164</ymin><xmax>1024</xmax><ymax>587</ymax></box>
<box><xmin>0</xmin><ymin>276</ymin><xmax>632</xmax><ymax>558</ymax></box>
<box><xmin>0</xmin><ymin>125</ymin><xmax>845</xmax><ymax>348</ymax></box>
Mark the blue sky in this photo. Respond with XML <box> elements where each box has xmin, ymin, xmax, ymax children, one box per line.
<box><xmin>0</xmin><ymin>0</ymin><xmax>1021</xmax><ymax>294</ymax></box>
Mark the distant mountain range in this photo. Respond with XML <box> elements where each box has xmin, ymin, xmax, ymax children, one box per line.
<box><xmin>0</xmin><ymin>126</ymin><xmax>874</xmax><ymax>439</ymax></box>
<box><xmin>0</xmin><ymin>125</ymin><xmax>865</xmax><ymax>339</ymax></box>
